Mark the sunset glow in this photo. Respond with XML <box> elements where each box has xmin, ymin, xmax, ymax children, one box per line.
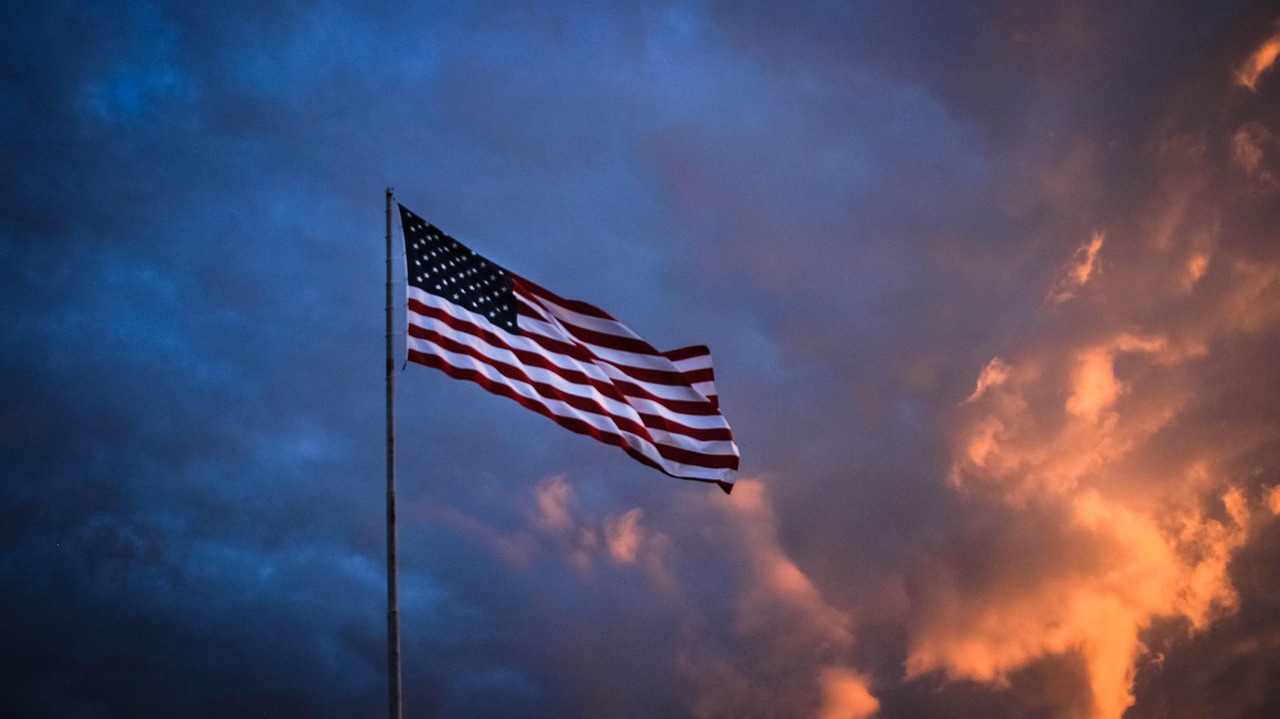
<box><xmin>3</xmin><ymin>2</ymin><xmax>1279</xmax><ymax>718</ymax></box>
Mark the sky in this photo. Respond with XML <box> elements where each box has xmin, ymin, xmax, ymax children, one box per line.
<box><xmin>3</xmin><ymin>1</ymin><xmax>1280</xmax><ymax>717</ymax></box>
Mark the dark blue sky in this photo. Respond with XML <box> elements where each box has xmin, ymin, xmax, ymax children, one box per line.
<box><xmin>4</xmin><ymin>1</ymin><xmax>1280</xmax><ymax>717</ymax></box>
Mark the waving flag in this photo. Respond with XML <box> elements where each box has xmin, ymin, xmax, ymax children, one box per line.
<box><xmin>399</xmin><ymin>204</ymin><xmax>738</xmax><ymax>492</ymax></box>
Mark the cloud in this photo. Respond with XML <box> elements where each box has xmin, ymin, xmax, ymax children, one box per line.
<box><xmin>533</xmin><ymin>474</ymin><xmax>576</xmax><ymax>534</ymax></box>
<box><xmin>671</xmin><ymin>480</ymin><xmax>875</xmax><ymax>718</ymax></box>
<box><xmin>1235</xmin><ymin>28</ymin><xmax>1280</xmax><ymax>90</ymax></box>
<box><xmin>719</xmin><ymin>480</ymin><xmax>852</xmax><ymax>645</ymax></box>
<box><xmin>1047</xmin><ymin>231</ymin><xmax>1105</xmax><ymax>305</ymax></box>
<box><xmin>5</xmin><ymin>2</ymin><xmax>1280</xmax><ymax>717</ymax></box>
<box><xmin>966</xmin><ymin>357</ymin><xmax>1011</xmax><ymax>403</ymax></box>
<box><xmin>907</xmin><ymin>489</ymin><xmax>1251</xmax><ymax>719</ymax></box>
<box><xmin>521</xmin><ymin>476</ymin><xmax>876</xmax><ymax>716</ymax></box>
<box><xmin>1232</xmin><ymin>122</ymin><xmax>1279</xmax><ymax>195</ymax></box>
<box><xmin>924</xmin><ymin>345</ymin><xmax>1257</xmax><ymax>717</ymax></box>
<box><xmin>1223</xmin><ymin>258</ymin><xmax>1280</xmax><ymax>333</ymax></box>
<box><xmin>818</xmin><ymin>666</ymin><xmax>880</xmax><ymax>719</ymax></box>
<box><xmin>604</xmin><ymin>508</ymin><xmax>644</xmax><ymax>564</ymax></box>
<box><xmin>915</xmin><ymin>168</ymin><xmax>1280</xmax><ymax>716</ymax></box>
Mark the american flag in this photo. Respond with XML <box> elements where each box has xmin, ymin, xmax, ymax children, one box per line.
<box><xmin>399</xmin><ymin>204</ymin><xmax>739</xmax><ymax>492</ymax></box>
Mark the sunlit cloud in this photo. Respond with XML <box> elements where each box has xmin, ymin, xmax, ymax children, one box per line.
<box><xmin>1182</xmin><ymin>252</ymin><xmax>1211</xmax><ymax>290</ymax></box>
<box><xmin>1047</xmin><ymin>231</ymin><xmax>1105</xmax><ymax>305</ymax></box>
<box><xmin>1224</xmin><ymin>259</ymin><xmax>1280</xmax><ymax>333</ymax></box>
<box><xmin>1235</xmin><ymin>29</ymin><xmax>1280</xmax><ymax>90</ymax></box>
<box><xmin>817</xmin><ymin>666</ymin><xmax>879</xmax><ymax>719</ymax></box>
<box><xmin>1232</xmin><ymin>122</ymin><xmax>1279</xmax><ymax>195</ymax></box>
<box><xmin>908</xmin><ymin>488</ymin><xmax>1250</xmax><ymax>718</ymax></box>
<box><xmin>604</xmin><ymin>508</ymin><xmax>644</xmax><ymax>564</ymax></box>
<box><xmin>1065</xmin><ymin>347</ymin><xmax>1124</xmax><ymax>421</ymax></box>
<box><xmin>533</xmin><ymin>474</ymin><xmax>575</xmax><ymax>534</ymax></box>
<box><xmin>531</xmin><ymin>475</ymin><xmax>604</xmax><ymax>571</ymax></box>
<box><xmin>966</xmin><ymin>357</ymin><xmax>1011</xmax><ymax>403</ymax></box>
<box><xmin>721</xmin><ymin>480</ymin><xmax>852</xmax><ymax>643</ymax></box>
<box><xmin>927</xmin><ymin>364</ymin><xmax>1254</xmax><ymax>718</ymax></box>
<box><xmin>521</xmin><ymin>476</ymin><xmax>874</xmax><ymax>715</ymax></box>
<box><xmin>918</xmin><ymin>193</ymin><xmax>1280</xmax><ymax>717</ymax></box>
<box><xmin>1267</xmin><ymin>486</ymin><xmax>1280</xmax><ymax>515</ymax></box>
<box><xmin>674</xmin><ymin>479</ymin><xmax>871</xmax><ymax>717</ymax></box>
<box><xmin>1232</xmin><ymin>123</ymin><xmax>1268</xmax><ymax>174</ymax></box>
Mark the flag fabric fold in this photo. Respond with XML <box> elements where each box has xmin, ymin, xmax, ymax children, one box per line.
<box><xmin>399</xmin><ymin>204</ymin><xmax>739</xmax><ymax>492</ymax></box>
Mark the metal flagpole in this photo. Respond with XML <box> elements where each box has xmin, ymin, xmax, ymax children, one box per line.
<box><xmin>385</xmin><ymin>187</ymin><xmax>403</xmax><ymax>719</ymax></box>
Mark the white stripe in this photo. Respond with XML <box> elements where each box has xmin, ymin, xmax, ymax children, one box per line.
<box><xmin>508</xmin><ymin>315</ymin><xmax>727</xmax><ymax>424</ymax></box>
<box><xmin>671</xmin><ymin>354</ymin><xmax>712</xmax><ymax>372</ymax></box>
<box><xmin>405</xmin><ymin>329</ymin><xmax>736</xmax><ymax>438</ymax></box>
<box><xmin>516</xmin><ymin>310</ymin><xmax>702</xmax><ymax>379</ymax></box>
<box><xmin>409</xmin><ymin>290</ymin><xmax>727</xmax><ymax>424</ymax></box>
<box><xmin>670</xmin><ymin>351</ymin><xmax>717</xmax><ymax>402</ymax></box>
<box><xmin>515</xmin><ymin>291</ymin><xmax>692</xmax><ymax>373</ymax></box>
<box><xmin>408</xmin><ymin>283</ymin><xmax>714</xmax><ymax>404</ymax></box>
<box><xmin>408</xmin><ymin>340</ymin><xmax>737</xmax><ymax>479</ymax></box>
<box><xmin>523</xmin><ymin>289</ymin><xmax>646</xmax><ymax>341</ymax></box>
<box><xmin>411</xmin><ymin>288</ymin><xmax>619</xmax><ymax>388</ymax></box>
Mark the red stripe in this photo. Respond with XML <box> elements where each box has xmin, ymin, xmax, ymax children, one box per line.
<box><xmin>517</xmin><ymin>323</ymin><xmax>698</xmax><ymax>387</ymax></box>
<box><xmin>518</xmin><ymin>302</ymin><xmax>660</xmax><ymax>355</ymax></box>
<box><xmin>682</xmin><ymin>368</ymin><xmax>714</xmax><ymax>384</ymax></box>
<box><xmin>407</xmin><ymin>324</ymin><xmax>735</xmax><ymax>440</ymax></box>
<box><xmin>663</xmin><ymin>345</ymin><xmax>710</xmax><ymax>362</ymax></box>
<box><xmin>514</xmin><ymin>315</ymin><xmax>703</xmax><ymax>390</ymax></box>
<box><xmin>409</xmin><ymin>302</ymin><xmax>723</xmax><ymax>417</ymax></box>
<box><xmin>512</xmin><ymin>275</ymin><xmax>617</xmax><ymax>321</ymax></box>
<box><xmin>407</xmin><ymin>338</ymin><xmax>738</xmax><ymax>462</ymax></box>
<box><xmin>511</xmin><ymin>293</ymin><xmax>715</xmax><ymax>389</ymax></box>
<box><xmin>410</xmin><ymin>323</ymin><xmax>725</xmax><ymax>421</ymax></box>
<box><xmin>408</xmin><ymin>349</ymin><xmax>740</xmax><ymax>471</ymax></box>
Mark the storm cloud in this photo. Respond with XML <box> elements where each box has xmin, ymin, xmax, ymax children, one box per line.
<box><xmin>3</xmin><ymin>1</ymin><xmax>1280</xmax><ymax>717</ymax></box>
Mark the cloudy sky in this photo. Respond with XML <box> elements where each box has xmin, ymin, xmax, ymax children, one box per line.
<box><xmin>4</xmin><ymin>1</ymin><xmax>1280</xmax><ymax>717</ymax></box>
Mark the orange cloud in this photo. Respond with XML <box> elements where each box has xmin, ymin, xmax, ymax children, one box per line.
<box><xmin>721</xmin><ymin>480</ymin><xmax>852</xmax><ymax>644</ymax></box>
<box><xmin>966</xmin><ymin>357</ymin><xmax>1011</xmax><ymax>403</ymax></box>
<box><xmin>920</xmin><ymin>465</ymin><xmax>1250</xmax><ymax>718</ymax></box>
<box><xmin>530</xmin><ymin>475</ymin><xmax>614</xmax><ymax>570</ymax></box>
<box><xmin>1235</xmin><ymin>31</ymin><xmax>1280</xmax><ymax>90</ymax></box>
<box><xmin>817</xmin><ymin>667</ymin><xmax>880</xmax><ymax>719</ymax></box>
<box><xmin>1232</xmin><ymin>122</ymin><xmax>1279</xmax><ymax>194</ymax></box>
<box><xmin>604</xmin><ymin>508</ymin><xmax>643</xmax><ymax>563</ymax></box>
<box><xmin>1224</xmin><ymin>259</ymin><xmax>1280</xmax><ymax>333</ymax></box>
<box><xmin>1232</xmin><ymin>123</ymin><xmax>1267</xmax><ymax>173</ymax></box>
<box><xmin>524</xmin><ymin>476</ymin><xmax>875</xmax><ymax>716</ymax></box>
<box><xmin>922</xmin><ymin>208</ymin><xmax>1280</xmax><ymax>717</ymax></box>
<box><xmin>533</xmin><ymin>474</ymin><xmax>576</xmax><ymax>534</ymax></box>
<box><xmin>1182</xmin><ymin>252</ymin><xmax>1211</xmax><ymax>290</ymax></box>
<box><xmin>1065</xmin><ymin>347</ymin><xmax>1124</xmax><ymax>421</ymax></box>
<box><xmin>1047</xmin><ymin>231</ymin><xmax>1105</xmax><ymax>304</ymax></box>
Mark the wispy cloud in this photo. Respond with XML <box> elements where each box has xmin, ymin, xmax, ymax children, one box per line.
<box><xmin>1235</xmin><ymin>29</ymin><xmax>1280</xmax><ymax>90</ymax></box>
<box><xmin>1047</xmin><ymin>231</ymin><xmax>1106</xmax><ymax>305</ymax></box>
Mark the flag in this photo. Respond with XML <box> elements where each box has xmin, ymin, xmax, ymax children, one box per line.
<box><xmin>399</xmin><ymin>204</ymin><xmax>739</xmax><ymax>492</ymax></box>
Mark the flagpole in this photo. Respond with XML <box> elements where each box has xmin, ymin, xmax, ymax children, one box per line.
<box><xmin>385</xmin><ymin>187</ymin><xmax>403</xmax><ymax>719</ymax></box>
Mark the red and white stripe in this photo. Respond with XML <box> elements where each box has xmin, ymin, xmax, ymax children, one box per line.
<box><xmin>405</xmin><ymin>275</ymin><xmax>738</xmax><ymax>491</ymax></box>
